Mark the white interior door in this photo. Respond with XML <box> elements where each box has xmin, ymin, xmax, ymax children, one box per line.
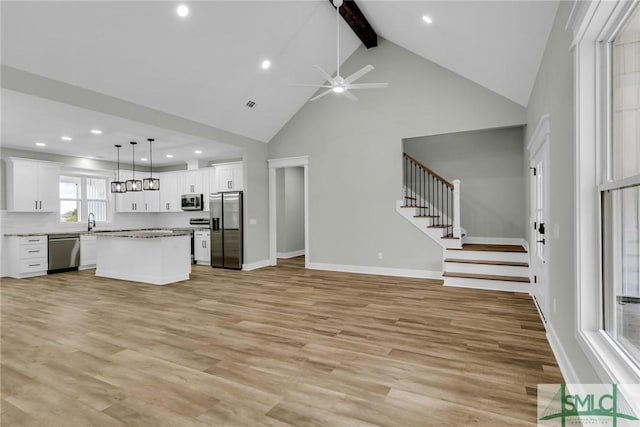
<box><xmin>530</xmin><ymin>142</ymin><xmax>549</xmax><ymax>322</ymax></box>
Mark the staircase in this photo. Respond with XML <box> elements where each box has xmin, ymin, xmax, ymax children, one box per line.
<box><xmin>398</xmin><ymin>153</ymin><xmax>531</xmax><ymax>293</ymax></box>
<box><xmin>396</xmin><ymin>153</ymin><xmax>464</xmax><ymax>249</ymax></box>
<box><xmin>443</xmin><ymin>243</ymin><xmax>530</xmax><ymax>292</ymax></box>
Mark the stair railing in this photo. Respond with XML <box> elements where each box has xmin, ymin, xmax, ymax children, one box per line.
<box><xmin>403</xmin><ymin>153</ymin><xmax>461</xmax><ymax>238</ymax></box>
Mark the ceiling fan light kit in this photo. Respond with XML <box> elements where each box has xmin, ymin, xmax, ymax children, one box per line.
<box><xmin>296</xmin><ymin>0</ymin><xmax>388</xmax><ymax>102</ymax></box>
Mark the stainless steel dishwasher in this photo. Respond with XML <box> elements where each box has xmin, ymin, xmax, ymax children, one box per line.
<box><xmin>48</xmin><ymin>233</ymin><xmax>81</xmax><ymax>273</ymax></box>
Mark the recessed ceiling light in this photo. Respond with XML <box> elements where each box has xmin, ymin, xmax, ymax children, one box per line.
<box><xmin>90</xmin><ymin>129</ymin><xmax>102</xmax><ymax>134</ymax></box>
<box><xmin>176</xmin><ymin>5</ymin><xmax>189</xmax><ymax>17</ymax></box>
<box><xmin>140</xmin><ymin>158</ymin><xmax>148</xmax><ymax>162</ymax></box>
<box><xmin>261</xmin><ymin>59</ymin><xmax>271</xmax><ymax>70</ymax></box>
<box><xmin>194</xmin><ymin>150</ymin><xmax>202</xmax><ymax>154</ymax></box>
<box><xmin>422</xmin><ymin>15</ymin><xmax>433</xmax><ymax>24</ymax></box>
<box><xmin>87</xmin><ymin>156</ymin><xmax>94</xmax><ymax>159</ymax></box>
<box><xmin>35</xmin><ymin>142</ymin><xmax>46</xmax><ymax>147</ymax></box>
<box><xmin>166</xmin><ymin>154</ymin><xmax>174</xmax><ymax>158</ymax></box>
<box><xmin>61</xmin><ymin>136</ymin><xmax>72</xmax><ymax>141</ymax></box>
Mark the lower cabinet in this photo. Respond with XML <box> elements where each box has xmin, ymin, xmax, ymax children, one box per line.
<box><xmin>7</xmin><ymin>235</ymin><xmax>48</xmax><ymax>278</ymax></box>
<box><xmin>194</xmin><ymin>230</ymin><xmax>211</xmax><ymax>265</ymax></box>
<box><xmin>80</xmin><ymin>234</ymin><xmax>97</xmax><ymax>269</ymax></box>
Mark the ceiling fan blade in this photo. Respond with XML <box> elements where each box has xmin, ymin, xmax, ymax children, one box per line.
<box><xmin>345</xmin><ymin>83</ymin><xmax>389</xmax><ymax>90</ymax></box>
<box><xmin>290</xmin><ymin>83</ymin><xmax>333</xmax><ymax>88</ymax></box>
<box><xmin>313</xmin><ymin>65</ymin><xmax>337</xmax><ymax>85</ymax></box>
<box><xmin>310</xmin><ymin>89</ymin><xmax>334</xmax><ymax>102</ymax></box>
<box><xmin>344</xmin><ymin>65</ymin><xmax>374</xmax><ymax>84</ymax></box>
<box><xmin>342</xmin><ymin>90</ymin><xmax>358</xmax><ymax>102</ymax></box>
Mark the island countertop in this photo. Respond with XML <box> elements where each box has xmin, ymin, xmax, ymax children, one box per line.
<box><xmin>95</xmin><ymin>230</ymin><xmax>193</xmax><ymax>239</ymax></box>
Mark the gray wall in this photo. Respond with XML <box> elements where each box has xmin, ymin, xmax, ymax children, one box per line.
<box><xmin>268</xmin><ymin>39</ymin><xmax>526</xmax><ymax>272</ymax></box>
<box><xmin>276</xmin><ymin>167</ymin><xmax>304</xmax><ymax>255</ymax></box>
<box><xmin>404</xmin><ymin>126</ymin><xmax>526</xmax><ymax>238</ymax></box>
<box><xmin>1</xmin><ymin>66</ymin><xmax>270</xmax><ymax>265</ymax></box>
<box><xmin>525</xmin><ymin>2</ymin><xmax>599</xmax><ymax>381</ymax></box>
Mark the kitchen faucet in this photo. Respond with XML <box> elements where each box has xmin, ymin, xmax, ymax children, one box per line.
<box><xmin>88</xmin><ymin>212</ymin><xmax>96</xmax><ymax>231</ymax></box>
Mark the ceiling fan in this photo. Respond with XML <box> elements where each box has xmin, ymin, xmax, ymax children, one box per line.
<box><xmin>296</xmin><ymin>0</ymin><xmax>388</xmax><ymax>101</ymax></box>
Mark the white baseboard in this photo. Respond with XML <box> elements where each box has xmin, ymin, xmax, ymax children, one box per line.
<box><xmin>242</xmin><ymin>259</ymin><xmax>271</xmax><ymax>271</ymax></box>
<box><xmin>307</xmin><ymin>262</ymin><xmax>442</xmax><ymax>280</ymax></box>
<box><xmin>547</xmin><ymin>322</ymin><xmax>580</xmax><ymax>384</ymax></box>
<box><xmin>277</xmin><ymin>250</ymin><xmax>305</xmax><ymax>259</ymax></box>
<box><xmin>463</xmin><ymin>237</ymin><xmax>528</xmax><ymax>247</ymax></box>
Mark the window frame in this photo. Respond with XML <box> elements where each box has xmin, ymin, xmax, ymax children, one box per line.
<box><xmin>58</xmin><ymin>171</ymin><xmax>111</xmax><ymax>226</ymax></box>
<box><xmin>570</xmin><ymin>0</ymin><xmax>640</xmax><ymax>389</ymax></box>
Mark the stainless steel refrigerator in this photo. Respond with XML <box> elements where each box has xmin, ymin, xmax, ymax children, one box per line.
<box><xmin>210</xmin><ymin>191</ymin><xmax>243</xmax><ymax>269</ymax></box>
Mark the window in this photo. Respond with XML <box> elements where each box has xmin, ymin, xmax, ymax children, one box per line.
<box><xmin>60</xmin><ymin>176</ymin><xmax>81</xmax><ymax>222</ymax></box>
<box><xmin>572</xmin><ymin>0</ymin><xmax>640</xmax><ymax>391</ymax></box>
<box><xmin>602</xmin><ymin>6</ymin><xmax>640</xmax><ymax>367</ymax></box>
<box><xmin>59</xmin><ymin>175</ymin><xmax>109</xmax><ymax>223</ymax></box>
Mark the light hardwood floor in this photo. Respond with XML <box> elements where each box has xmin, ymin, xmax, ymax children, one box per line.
<box><xmin>1</xmin><ymin>257</ymin><xmax>563</xmax><ymax>426</ymax></box>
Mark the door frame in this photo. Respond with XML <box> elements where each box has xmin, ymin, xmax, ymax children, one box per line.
<box><xmin>527</xmin><ymin>115</ymin><xmax>551</xmax><ymax>321</ymax></box>
<box><xmin>268</xmin><ymin>156</ymin><xmax>309</xmax><ymax>267</ymax></box>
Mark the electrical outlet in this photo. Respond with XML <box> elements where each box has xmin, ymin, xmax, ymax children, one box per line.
<box><xmin>377</xmin><ymin>252</ymin><xmax>383</xmax><ymax>260</ymax></box>
<box><xmin>249</xmin><ymin>218</ymin><xmax>257</xmax><ymax>225</ymax></box>
<box><xmin>553</xmin><ymin>298</ymin><xmax>557</xmax><ymax>313</ymax></box>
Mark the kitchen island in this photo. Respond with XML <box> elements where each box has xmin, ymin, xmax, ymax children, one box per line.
<box><xmin>95</xmin><ymin>230</ymin><xmax>191</xmax><ymax>285</ymax></box>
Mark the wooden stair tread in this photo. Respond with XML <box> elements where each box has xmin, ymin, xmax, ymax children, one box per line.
<box><xmin>414</xmin><ymin>215</ymin><xmax>438</xmax><ymax>218</ymax></box>
<box><xmin>450</xmin><ymin>243</ymin><xmax>527</xmax><ymax>253</ymax></box>
<box><xmin>401</xmin><ymin>205</ymin><xmax>429</xmax><ymax>209</ymax></box>
<box><xmin>428</xmin><ymin>225</ymin><xmax>452</xmax><ymax>229</ymax></box>
<box><xmin>444</xmin><ymin>258</ymin><xmax>528</xmax><ymax>267</ymax></box>
<box><xmin>441</xmin><ymin>234</ymin><xmax>466</xmax><ymax>240</ymax></box>
<box><xmin>443</xmin><ymin>272</ymin><xmax>530</xmax><ymax>283</ymax></box>
<box><xmin>404</xmin><ymin>196</ymin><xmax>417</xmax><ymax>200</ymax></box>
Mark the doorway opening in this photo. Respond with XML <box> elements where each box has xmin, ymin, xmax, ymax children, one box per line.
<box><xmin>268</xmin><ymin>156</ymin><xmax>309</xmax><ymax>267</ymax></box>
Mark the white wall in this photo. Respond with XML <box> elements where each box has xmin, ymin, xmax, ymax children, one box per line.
<box><xmin>276</xmin><ymin>167</ymin><xmax>304</xmax><ymax>256</ymax></box>
<box><xmin>404</xmin><ymin>126</ymin><xmax>526</xmax><ymax>238</ymax></box>
<box><xmin>525</xmin><ymin>1</ymin><xmax>600</xmax><ymax>381</ymax></box>
<box><xmin>268</xmin><ymin>39</ymin><xmax>526</xmax><ymax>273</ymax></box>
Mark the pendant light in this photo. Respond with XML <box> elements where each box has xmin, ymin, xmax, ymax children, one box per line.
<box><xmin>143</xmin><ymin>138</ymin><xmax>160</xmax><ymax>190</ymax></box>
<box><xmin>126</xmin><ymin>141</ymin><xmax>142</xmax><ymax>192</ymax></box>
<box><xmin>110</xmin><ymin>144</ymin><xmax>127</xmax><ymax>193</ymax></box>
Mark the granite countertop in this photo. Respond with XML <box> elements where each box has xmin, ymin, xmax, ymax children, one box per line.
<box><xmin>96</xmin><ymin>230</ymin><xmax>193</xmax><ymax>239</ymax></box>
<box><xmin>4</xmin><ymin>227</ymin><xmax>209</xmax><ymax>237</ymax></box>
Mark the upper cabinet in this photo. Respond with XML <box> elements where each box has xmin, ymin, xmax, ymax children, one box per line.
<box><xmin>114</xmin><ymin>170</ymin><xmax>161</xmax><ymax>213</ymax></box>
<box><xmin>214</xmin><ymin>162</ymin><xmax>243</xmax><ymax>192</ymax></box>
<box><xmin>5</xmin><ymin>158</ymin><xmax>61</xmax><ymax>212</ymax></box>
<box><xmin>159</xmin><ymin>171</ymin><xmax>183</xmax><ymax>212</ymax></box>
<box><xmin>182</xmin><ymin>169</ymin><xmax>209</xmax><ymax>194</ymax></box>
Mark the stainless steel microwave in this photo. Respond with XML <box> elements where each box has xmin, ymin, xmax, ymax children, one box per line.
<box><xmin>181</xmin><ymin>194</ymin><xmax>203</xmax><ymax>211</ymax></box>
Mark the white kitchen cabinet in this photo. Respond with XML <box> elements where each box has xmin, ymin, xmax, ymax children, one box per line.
<box><xmin>80</xmin><ymin>234</ymin><xmax>97</xmax><ymax>269</ymax></box>
<box><xmin>194</xmin><ymin>230</ymin><xmax>211</xmax><ymax>264</ymax></box>
<box><xmin>159</xmin><ymin>171</ymin><xmax>182</xmax><ymax>212</ymax></box>
<box><xmin>214</xmin><ymin>162</ymin><xmax>243</xmax><ymax>192</ymax></box>
<box><xmin>5</xmin><ymin>158</ymin><xmax>61</xmax><ymax>212</ymax></box>
<box><xmin>6</xmin><ymin>235</ymin><xmax>48</xmax><ymax>278</ymax></box>
<box><xmin>115</xmin><ymin>170</ymin><xmax>159</xmax><ymax>212</ymax></box>
<box><xmin>182</xmin><ymin>169</ymin><xmax>207</xmax><ymax>194</ymax></box>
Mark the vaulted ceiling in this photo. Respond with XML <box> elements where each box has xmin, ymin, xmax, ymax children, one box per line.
<box><xmin>1</xmin><ymin>0</ymin><xmax>559</xmax><ymax>164</ymax></box>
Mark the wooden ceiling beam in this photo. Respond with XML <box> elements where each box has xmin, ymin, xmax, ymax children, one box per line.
<box><xmin>329</xmin><ymin>0</ymin><xmax>378</xmax><ymax>49</ymax></box>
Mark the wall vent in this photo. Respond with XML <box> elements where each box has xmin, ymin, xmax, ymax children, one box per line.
<box><xmin>245</xmin><ymin>100</ymin><xmax>256</xmax><ymax>108</ymax></box>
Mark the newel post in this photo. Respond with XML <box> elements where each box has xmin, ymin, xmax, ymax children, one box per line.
<box><xmin>453</xmin><ymin>179</ymin><xmax>461</xmax><ymax>238</ymax></box>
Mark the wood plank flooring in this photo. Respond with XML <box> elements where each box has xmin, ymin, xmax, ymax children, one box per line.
<box><xmin>1</xmin><ymin>257</ymin><xmax>563</xmax><ymax>426</ymax></box>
